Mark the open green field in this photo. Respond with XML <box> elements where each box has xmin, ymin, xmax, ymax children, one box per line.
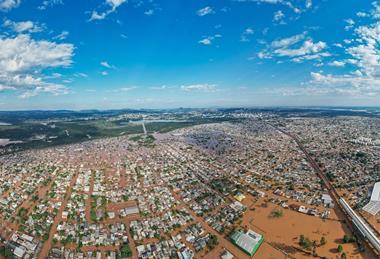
<box><xmin>0</xmin><ymin>117</ymin><xmax>238</xmax><ymax>155</ymax></box>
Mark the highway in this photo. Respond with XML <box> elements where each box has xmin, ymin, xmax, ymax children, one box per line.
<box><xmin>269</xmin><ymin>123</ymin><xmax>379</xmax><ymax>257</ymax></box>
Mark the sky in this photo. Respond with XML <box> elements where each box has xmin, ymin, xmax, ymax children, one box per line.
<box><xmin>0</xmin><ymin>0</ymin><xmax>379</xmax><ymax>110</ymax></box>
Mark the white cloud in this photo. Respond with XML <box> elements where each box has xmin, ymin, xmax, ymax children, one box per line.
<box><xmin>271</xmin><ymin>32</ymin><xmax>306</xmax><ymax>48</ymax></box>
<box><xmin>100</xmin><ymin>61</ymin><xmax>115</xmax><ymax>69</ymax></box>
<box><xmin>348</xmin><ymin>22</ymin><xmax>380</xmax><ymax>77</ymax></box>
<box><xmin>38</xmin><ymin>0</ymin><xmax>63</xmax><ymax>10</ymax></box>
<box><xmin>273</xmin><ymin>10</ymin><xmax>285</xmax><ymax>22</ymax></box>
<box><xmin>344</xmin><ymin>18</ymin><xmax>355</xmax><ymax>31</ymax></box>
<box><xmin>310</xmin><ymin>72</ymin><xmax>380</xmax><ymax>94</ymax></box>
<box><xmin>258</xmin><ymin>32</ymin><xmax>328</xmax><ymax>63</ymax></box>
<box><xmin>101</xmin><ymin>71</ymin><xmax>108</xmax><ymax>76</ymax></box>
<box><xmin>196</xmin><ymin>6</ymin><xmax>214</xmax><ymax>16</ymax></box>
<box><xmin>356</xmin><ymin>11</ymin><xmax>368</xmax><ymax>18</ymax></box>
<box><xmin>235</xmin><ymin>0</ymin><xmax>303</xmax><ymax>13</ymax></box>
<box><xmin>305</xmin><ymin>6</ymin><xmax>380</xmax><ymax>98</ymax></box>
<box><xmin>240</xmin><ymin>27</ymin><xmax>254</xmax><ymax>42</ymax></box>
<box><xmin>144</xmin><ymin>9</ymin><xmax>154</xmax><ymax>16</ymax></box>
<box><xmin>371</xmin><ymin>1</ymin><xmax>380</xmax><ymax>19</ymax></box>
<box><xmin>181</xmin><ymin>84</ymin><xmax>217</xmax><ymax>92</ymax></box>
<box><xmin>89</xmin><ymin>0</ymin><xmax>126</xmax><ymax>21</ymax></box>
<box><xmin>74</xmin><ymin>72</ymin><xmax>88</xmax><ymax>78</ymax></box>
<box><xmin>198</xmin><ymin>34</ymin><xmax>221</xmax><ymax>45</ymax></box>
<box><xmin>328</xmin><ymin>61</ymin><xmax>345</xmax><ymax>67</ymax></box>
<box><xmin>90</xmin><ymin>11</ymin><xmax>107</xmax><ymax>21</ymax></box>
<box><xmin>0</xmin><ymin>0</ymin><xmax>20</xmax><ymax>11</ymax></box>
<box><xmin>53</xmin><ymin>31</ymin><xmax>69</xmax><ymax>40</ymax></box>
<box><xmin>305</xmin><ymin>0</ymin><xmax>312</xmax><ymax>9</ymax></box>
<box><xmin>119</xmin><ymin>86</ymin><xmax>136</xmax><ymax>91</ymax></box>
<box><xmin>274</xmin><ymin>39</ymin><xmax>326</xmax><ymax>57</ymax></box>
<box><xmin>0</xmin><ymin>34</ymin><xmax>74</xmax><ymax>97</ymax></box>
<box><xmin>0</xmin><ymin>34</ymin><xmax>73</xmax><ymax>73</ymax></box>
<box><xmin>199</xmin><ymin>38</ymin><xmax>212</xmax><ymax>45</ymax></box>
<box><xmin>18</xmin><ymin>84</ymin><xmax>69</xmax><ymax>99</ymax></box>
<box><xmin>3</xmin><ymin>19</ymin><xmax>43</xmax><ymax>33</ymax></box>
<box><xmin>107</xmin><ymin>0</ymin><xmax>126</xmax><ymax>9</ymax></box>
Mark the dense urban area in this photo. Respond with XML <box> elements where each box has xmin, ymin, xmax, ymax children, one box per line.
<box><xmin>0</xmin><ymin>108</ymin><xmax>379</xmax><ymax>259</ymax></box>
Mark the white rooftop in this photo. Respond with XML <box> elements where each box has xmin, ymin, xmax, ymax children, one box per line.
<box><xmin>370</xmin><ymin>182</ymin><xmax>380</xmax><ymax>202</ymax></box>
<box><xmin>363</xmin><ymin>182</ymin><xmax>380</xmax><ymax>215</ymax></box>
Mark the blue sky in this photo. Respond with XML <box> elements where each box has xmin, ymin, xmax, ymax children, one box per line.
<box><xmin>0</xmin><ymin>0</ymin><xmax>379</xmax><ymax>110</ymax></box>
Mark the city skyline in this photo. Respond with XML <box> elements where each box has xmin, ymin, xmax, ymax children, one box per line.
<box><xmin>0</xmin><ymin>0</ymin><xmax>380</xmax><ymax>110</ymax></box>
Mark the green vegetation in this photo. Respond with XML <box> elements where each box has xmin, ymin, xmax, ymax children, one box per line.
<box><xmin>270</xmin><ymin>209</ymin><xmax>284</xmax><ymax>218</ymax></box>
<box><xmin>0</xmin><ymin>115</ymin><xmax>237</xmax><ymax>155</ymax></box>
<box><xmin>337</xmin><ymin>244</ymin><xmax>343</xmax><ymax>253</ymax></box>
<box><xmin>320</xmin><ymin>236</ymin><xmax>327</xmax><ymax>246</ymax></box>
<box><xmin>342</xmin><ymin>234</ymin><xmax>356</xmax><ymax>243</ymax></box>
<box><xmin>0</xmin><ymin>246</ymin><xmax>12</xmax><ymax>259</ymax></box>
<box><xmin>117</xmin><ymin>244</ymin><xmax>132</xmax><ymax>258</ymax></box>
<box><xmin>298</xmin><ymin>235</ymin><xmax>314</xmax><ymax>251</ymax></box>
<box><xmin>207</xmin><ymin>234</ymin><xmax>219</xmax><ymax>249</ymax></box>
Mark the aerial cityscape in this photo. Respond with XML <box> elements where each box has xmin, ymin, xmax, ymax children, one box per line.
<box><xmin>0</xmin><ymin>0</ymin><xmax>380</xmax><ymax>259</ymax></box>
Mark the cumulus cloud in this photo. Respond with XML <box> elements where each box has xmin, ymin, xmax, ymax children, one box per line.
<box><xmin>0</xmin><ymin>34</ymin><xmax>74</xmax><ymax>98</ymax></box>
<box><xmin>305</xmin><ymin>5</ymin><xmax>380</xmax><ymax>98</ymax></box>
<box><xmin>0</xmin><ymin>0</ymin><xmax>21</xmax><ymax>12</ymax></box>
<box><xmin>356</xmin><ymin>11</ymin><xmax>369</xmax><ymax>18</ymax></box>
<box><xmin>328</xmin><ymin>61</ymin><xmax>345</xmax><ymax>67</ymax></box>
<box><xmin>274</xmin><ymin>40</ymin><xmax>327</xmax><ymax>57</ymax></box>
<box><xmin>18</xmin><ymin>84</ymin><xmax>69</xmax><ymax>99</ymax></box>
<box><xmin>348</xmin><ymin>22</ymin><xmax>380</xmax><ymax>76</ymax></box>
<box><xmin>309</xmin><ymin>72</ymin><xmax>380</xmax><ymax>96</ymax></box>
<box><xmin>89</xmin><ymin>0</ymin><xmax>127</xmax><ymax>21</ymax></box>
<box><xmin>344</xmin><ymin>18</ymin><xmax>355</xmax><ymax>31</ymax></box>
<box><xmin>196</xmin><ymin>6</ymin><xmax>214</xmax><ymax>16</ymax></box>
<box><xmin>258</xmin><ymin>32</ymin><xmax>329</xmax><ymax>62</ymax></box>
<box><xmin>371</xmin><ymin>1</ymin><xmax>380</xmax><ymax>19</ymax></box>
<box><xmin>0</xmin><ymin>34</ymin><xmax>73</xmax><ymax>73</ymax></box>
<box><xmin>271</xmin><ymin>32</ymin><xmax>306</xmax><ymax>48</ymax></box>
<box><xmin>3</xmin><ymin>19</ymin><xmax>43</xmax><ymax>33</ymax></box>
<box><xmin>181</xmin><ymin>84</ymin><xmax>217</xmax><ymax>92</ymax></box>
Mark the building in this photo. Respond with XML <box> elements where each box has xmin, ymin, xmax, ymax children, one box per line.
<box><xmin>221</xmin><ymin>249</ymin><xmax>234</xmax><ymax>259</ymax></box>
<box><xmin>322</xmin><ymin>194</ymin><xmax>334</xmax><ymax>208</ymax></box>
<box><xmin>230</xmin><ymin>229</ymin><xmax>263</xmax><ymax>256</ymax></box>
<box><xmin>363</xmin><ymin>182</ymin><xmax>380</xmax><ymax>215</ymax></box>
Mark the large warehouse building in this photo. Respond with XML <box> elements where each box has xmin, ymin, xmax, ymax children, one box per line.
<box><xmin>363</xmin><ymin>182</ymin><xmax>380</xmax><ymax>215</ymax></box>
<box><xmin>230</xmin><ymin>229</ymin><xmax>263</xmax><ymax>256</ymax></box>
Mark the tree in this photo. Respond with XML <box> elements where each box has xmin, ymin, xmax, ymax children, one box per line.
<box><xmin>270</xmin><ymin>209</ymin><xmax>284</xmax><ymax>218</ymax></box>
<box><xmin>0</xmin><ymin>246</ymin><xmax>13</xmax><ymax>259</ymax></box>
<box><xmin>320</xmin><ymin>236</ymin><xmax>327</xmax><ymax>246</ymax></box>
<box><xmin>337</xmin><ymin>244</ymin><xmax>343</xmax><ymax>253</ymax></box>
<box><xmin>341</xmin><ymin>252</ymin><xmax>347</xmax><ymax>259</ymax></box>
<box><xmin>343</xmin><ymin>235</ymin><xmax>356</xmax><ymax>243</ymax></box>
<box><xmin>299</xmin><ymin>235</ymin><xmax>313</xmax><ymax>251</ymax></box>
